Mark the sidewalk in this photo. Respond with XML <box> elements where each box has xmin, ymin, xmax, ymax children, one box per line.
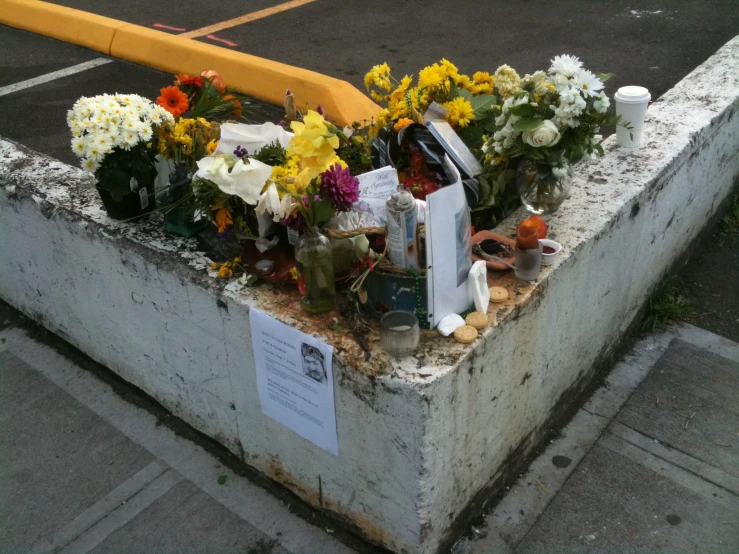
<box><xmin>0</xmin><ymin>312</ymin><xmax>365</xmax><ymax>554</ymax></box>
<box><xmin>456</xmin><ymin>324</ymin><xmax>739</xmax><ymax>554</ymax></box>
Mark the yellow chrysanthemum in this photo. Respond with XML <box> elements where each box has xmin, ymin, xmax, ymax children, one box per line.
<box><xmin>368</xmin><ymin>108</ymin><xmax>390</xmax><ymax>137</ymax></box>
<box><xmin>443</xmin><ymin>97</ymin><xmax>475</xmax><ymax>128</ymax></box>
<box><xmin>206</xmin><ymin>139</ymin><xmax>218</xmax><ymax>155</ymax></box>
<box><xmin>364</xmin><ymin>62</ymin><xmax>392</xmax><ymax>92</ymax></box>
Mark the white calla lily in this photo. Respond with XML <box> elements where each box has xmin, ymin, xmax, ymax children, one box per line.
<box><xmin>195</xmin><ymin>156</ymin><xmax>273</xmax><ymax>205</ymax></box>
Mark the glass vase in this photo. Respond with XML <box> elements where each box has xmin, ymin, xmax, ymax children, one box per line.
<box><xmin>295</xmin><ymin>228</ymin><xmax>335</xmax><ymax>313</ymax></box>
<box><xmin>515</xmin><ymin>158</ymin><xmax>573</xmax><ymax>215</ymax></box>
<box><xmin>162</xmin><ymin>163</ymin><xmax>207</xmax><ymax>238</ymax></box>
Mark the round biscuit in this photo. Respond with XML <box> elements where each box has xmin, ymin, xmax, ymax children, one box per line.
<box><xmin>465</xmin><ymin>312</ymin><xmax>489</xmax><ymax>329</ymax></box>
<box><xmin>454</xmin><ymin>325</ymin><xmax>478</xmax><ymax>344</ymax></box>
<box><xmin>489</xmin><ymin>286</ymin><xmax>509</xmax><ymax>303</ymax></box>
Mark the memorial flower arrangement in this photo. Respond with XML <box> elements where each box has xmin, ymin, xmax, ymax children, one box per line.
<box><xmin>157</xmin><ymin>69</ymin><xmax>250</xmax><ymax>122</ymax></box>
<box><xmin>68</xmin><ymin>93</ymin><xmax>173</xmax><ymax>218</ymax></box>
<box><xmin>482</xmin><ymin>55</ymin><xmax>621</xmax><ymax>200</ymax></box>
<box><xmin>191</xmin><ymin>148</ymin><xmax>274</xmax><ymax>240</ymax></box>
<box><xmin>255</xmin><ymin>110</ymin><xmax>361</xmax><ymax>229</ymax></box>
<box><xmin>155</xmin><ymin>117</ymin><xmax>221</xmax><ymax>235</ymax></box>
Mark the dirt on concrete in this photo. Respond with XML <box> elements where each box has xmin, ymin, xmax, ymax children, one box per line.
<box><xmin>677</xmin><ymin>198</ymin><xmax>739</xmax><ymax>342</ymax></box>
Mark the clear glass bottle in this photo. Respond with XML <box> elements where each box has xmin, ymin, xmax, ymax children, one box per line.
<box><xmin>295</xmin><ymin>228</ymin><xmax>335</xmax><ymax>313</ymax></box>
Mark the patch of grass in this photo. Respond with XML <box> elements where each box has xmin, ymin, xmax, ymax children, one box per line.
<box><xmin>641</xmin><ymin>275</ymin><xmax>695</xmax><ymax>332</ymax></box>
<box><xmin>719</xmin><ymin>194</ymin><xmax>739</xmax><ymax>235</ymax></box>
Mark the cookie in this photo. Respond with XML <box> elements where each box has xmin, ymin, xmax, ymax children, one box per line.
<box><xmin>489</xmin><ymin>286</ymin><xmax>509</xmax><ymax>303</ymax></box>
<box><xmin>465</xmin><ymin>312</ymin><xmax>489</xmax><ymax>329</ymax></box>
<box><xmin>454</xmin><ymin>325</ymin><xmax>478</xmax><ymax>344</ymax></box>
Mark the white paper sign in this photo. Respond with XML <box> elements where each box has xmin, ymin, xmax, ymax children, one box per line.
<box><xmin>250</xmin><ymin>308</ymin><xmax>338</xmax><ymax>455</ymax></box>
<box><xmin>425</xmin><ymin>156</ymin><xmax>473</xmax><ymax>328</ymax></box>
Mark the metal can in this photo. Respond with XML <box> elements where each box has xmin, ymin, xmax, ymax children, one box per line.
<box><xmin>386</xmin><ymin>190</ymin><xmax>419</xmax><ymax>270</ymax></box>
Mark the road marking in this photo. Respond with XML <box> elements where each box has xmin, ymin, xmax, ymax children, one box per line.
<box><xmin>153</xmin><ymin>23</ymin><xmax>187</xmax><ymax>32</ymax></box>
<box><xmin>179</xmin><ymin>0</ymin><xmax>317</xmax><ymax>38</ymax></box>
<box><xmin>0</xmin><ymin>58</ymin><xmax>113</xmax><ymax>97</ymax></box>
<box><xmin>205</xmin><ymin>34</ymin><xmax>239</xmax><ymax>47</ymax></box>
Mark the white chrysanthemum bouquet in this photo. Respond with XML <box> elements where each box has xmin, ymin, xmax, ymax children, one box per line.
<box><xmin>68</xmin><ymin>94</ymin><xmax>172</xmax><ymax>172</ymax></box>
<box><xmin>67</xmin><ymin>94</ymin><xmax>173</xmax><ymax>205</ymax></box>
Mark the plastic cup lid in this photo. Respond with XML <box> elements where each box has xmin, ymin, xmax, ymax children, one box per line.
<box><xmin>615</xmin><ymin>86</ymin><xmax>651</xmax><ymax>104</ymax></box>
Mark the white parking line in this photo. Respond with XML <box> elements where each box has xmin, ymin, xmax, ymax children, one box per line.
<box><xmin>0</xmin><ymin>58</ymin><xmax>113</xmax><ymax>97</ymax></box>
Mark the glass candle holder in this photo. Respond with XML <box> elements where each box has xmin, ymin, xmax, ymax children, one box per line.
<box><xmin>514</xmin><ymin>243</ymin><xmax>543</xmax><ymax>281</ymax></box>
<box><xmin>380</xmin><ymin>311</ymin><xmax>420</xmax><ymax>358</ymax></box>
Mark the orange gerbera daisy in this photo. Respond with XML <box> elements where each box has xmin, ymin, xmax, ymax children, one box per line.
<box><xmin>157</xmin><ymin>86</ymin><xmax>189</xmax><ymax>117</ymax></box>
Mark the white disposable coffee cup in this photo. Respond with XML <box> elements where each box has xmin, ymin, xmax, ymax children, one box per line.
<box><xmin>614</xmin><ymin>86</ymin><xmax>651</xmax><ymax>148</ymax></box>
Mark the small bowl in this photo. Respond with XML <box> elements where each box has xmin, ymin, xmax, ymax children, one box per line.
<box><xmin>539</xmin><ymin>239</ymin><xmax>562</xmax><ymax>266</ymax></box>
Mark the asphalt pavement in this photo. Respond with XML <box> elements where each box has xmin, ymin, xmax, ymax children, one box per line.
<box><xmin>0</xmin><ymin>25</ymin><xmax>281</xmax><ymax>167</ymax></box>
<box><xmin>49</xmin><ymin>0</ymin><xmax>739</xmax><ymax>103</ymax></box>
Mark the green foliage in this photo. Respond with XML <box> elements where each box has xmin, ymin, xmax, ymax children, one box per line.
<box><xmin>719</xmin><ymin>194</ymin><xmax>739</xmax><ymax>235</ymax></box>
<box><xmin>190</xmin><ymin>80</ymin><xmax>251</xmax><ymax>122</ymax></box>
<box><xmin>252</xmin><ymin>140</ymin><xmax>287</xmax><ymax>166</ymax></box>
<box><xmin>641</xmin><ymin>276</ymin><xmax>695</xmax><ymax>332</ymax></box>
<box><xmin>336</xmin><ymin>125</ymin><xmax>373</xmax><ymax>176</ymax></box>
<box><xmin>95</xmin><ymin>144</ymin><xmax>156</xmax><ymax>201</ymax></box>
<box><xmin>217</xmin><ymin>475</ymin><xmax>228</xmax><ymax>485</ymax></box>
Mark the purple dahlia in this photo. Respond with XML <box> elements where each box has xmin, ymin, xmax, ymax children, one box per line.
<box><xmin>319</xmin><ymin>163</ymin><xmax>360</xmax><ymax>213</ymax></box>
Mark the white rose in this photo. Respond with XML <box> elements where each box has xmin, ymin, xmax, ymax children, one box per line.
<box><xmin>522</xmin><ymin>120</ymin><xmax>561</xmax><ymax>148</ymax></box>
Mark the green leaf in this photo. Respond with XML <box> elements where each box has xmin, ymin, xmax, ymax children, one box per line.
<box><xmin>510</xmin><ymin>103</ymin><xmax>536</xmax><ymax>117</ymax></box>
<box><xmin>596</xmin><ymin>72</ymin><xmax>615</xmax><ymax>83</ymax></box>
<box><xmin>448</xmin><ymin>77</ymin><xmax>460</xmax><ymax>99</ymax></box>
<box><xmin>217</xmin><ymin>475</ymin><xmax>228</xmax><ymax>485</ymax></box>
<box><xmin>469</xmin><ymin>94</ymin><xmax>496</xmax><ymax>117</ymax></box>
<box><xmin>513</xmin><ymin>118</ymin><xmax>543</xmax><ymax>132</ymax></box>
<box><xmin>477</xmin><ymin>176</ymin><xmax>492</xmax><ymax>205</ymax></box>
<box><xmin>330</xmin><ymin>323</ymin><xmax>351</xmax><ymax>333</ymax></box>
<box><xmin>459</xmin><ymin>88</ymin><xmax>473</xmax><ymax>102</ymax></box>
<box><xmin>311</xmin><ymin>199</ymin><xmax>335</xmax><ymax>226</ymax></box>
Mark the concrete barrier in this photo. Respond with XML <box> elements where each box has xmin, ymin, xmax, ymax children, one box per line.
<box><xmin>1</xmin><ymin>35</ymin><xmax>737</xmax><ymax>554</ymax></box>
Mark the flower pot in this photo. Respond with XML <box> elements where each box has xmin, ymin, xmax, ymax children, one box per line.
<box><xmin>96</xmin><ymin>179</ymin><xmax>155</xmax><ymax>221</ymax></box>
<box><xmin>515</xmin><ymin>158</ymin><xmax>573</xmax><ymax>215</ymax></box>
<box><xmin>295</xmin><ymin>228</ymin><xmax>335</xmax><ymax>314</ymax></box>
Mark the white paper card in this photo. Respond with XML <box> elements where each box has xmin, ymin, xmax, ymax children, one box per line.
<box><xmin>425</xmin><ymin>156</ymin><xmax>473</xmax><ymax>328</ymax></box>
<box><xmin>356</xmin><ymin>166</ymin><xmax>400</xmax><ymax>198</ymax></box>
<box><xmin>250</xmin><ymin>308</ymin><xmax>338</xmax><ymax>455</ymax></box>
<box><xmin>352</xmin><ymin>167</ymin><xmax>400</xmax><ymax>226</ymax></box>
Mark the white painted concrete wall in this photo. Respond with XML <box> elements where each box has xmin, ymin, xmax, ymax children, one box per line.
<box><xmin>1</xmin><ymin>36</ymin><xmax>737</xmax><ymax>554</ymax></box>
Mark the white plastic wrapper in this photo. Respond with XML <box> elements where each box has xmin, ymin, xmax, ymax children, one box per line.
<box><xmin>437</xmin><ymin>313</ymin><xmax>466</xmax><ymax>337</ymax></box>
<box><xmin>468</xmin><ymin>260</ymin><xmax>489</xmax><ymax>313</ymax></box>
<box><xmin>215</xmin><ymin>122</ymin><xmax>293</xmax><ymax>157</ymax></box>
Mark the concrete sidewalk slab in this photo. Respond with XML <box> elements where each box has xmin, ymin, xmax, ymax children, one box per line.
<box><xmin>0</xmin><ymin>350</ymin><xmax>156</xmax><ymax>552</ymax></box>
<box><xmin>0</xmin><ymin>326</ymin><xmax>363</xmax><ymax>554</ymax></box>
<box><xmin>616</xmin><ymin>339</ymin><xmax>739</xmax><ymax>476</ymax></box>
<box><xmin>516</xmin><ymin>443</ymin><xmax>738</xmax><ymax>553</ymax></box>
<box><xmin>88</xmin><ymin>480</ymin><xmax>292</xmax><ymax>554</ymax></box>
<box><xmin>456</xmin><ymin>325</ymin><xmax>739</xmax><ymax>554</ymax></box>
